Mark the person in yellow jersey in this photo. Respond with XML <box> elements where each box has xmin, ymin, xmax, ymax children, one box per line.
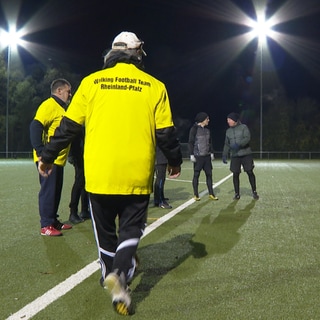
<box><xmin>37</xmin><ymin>31</ymin><xmax>182</xmax><ymax>316</ymax></box>
<box><xmin>30</xmin><ymin>79</ymin><xmax>73</xmax><ymax>237</ymax></box>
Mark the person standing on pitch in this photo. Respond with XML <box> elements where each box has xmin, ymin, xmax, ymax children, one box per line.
<box><xmin>222</xmin><ymin>112</ymin><xmax>259</xmax><ymax>200</ymax></box>
<box><xmin>36</xmin><ymin>31</ymin><xmax>182</xmax><ymax>316</ymax></box>
<box><xmin>188</xmin><ymin>112</ymin><xmax>218</xmax><ymax>201</ymax></box>
<box><xmin>68</xmin><ymin>128</ymin><xmax>90</xmax><ymax>224</ymax></box>
<box><xmin>154</xmin><ymin>145</ymin><xmax>172</xmax><ymax>209</ymax></box>
<box><xmin>30</xmin><ymin>78</ymin><xmax>73</xmax><ymax>236</ymax></box>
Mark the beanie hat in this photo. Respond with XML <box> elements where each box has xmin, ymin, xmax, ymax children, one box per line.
<box><xmin>195</xmin><ymin>112</ymin><xmax>209</xmax><ymax>123</ymax></box>
<box><xmin>227</xmin><ymin>112</ymin><xmax>239</xmax><ymax>122</ymax></box>
<box><xmin>112</xmin><ymin>31</ymin><xmax>146</xmax><ymax>56</ymax></box>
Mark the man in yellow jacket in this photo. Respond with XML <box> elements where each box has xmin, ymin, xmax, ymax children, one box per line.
<box><xmin>30</xmin><ymin>79</ymin><xmax>73</xmax><ymax>236</ymax></box>
<box><xmin>37</xmin><ymin>32</ymin><xmax>182</xmax><ymax>316</ymax></box>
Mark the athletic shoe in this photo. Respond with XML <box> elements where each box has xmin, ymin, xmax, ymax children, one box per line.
<box><xmin>53</xmin><ymin>220</ymin><xmax>73</xmax><ymax>230</ymax></box>
<box><xmin>159</xmin><ymin>201</ymin><xmax>172</xmax><ymax>209</ymax></box>
<box><xmin>104</xmin><ymin>272</ymin><xmax>133</xmax><ymax>316</ymax></box>
<box><xmin>253</xmin><ymin>191</ymin><xmax>259</xmax><ymax>200</ymax></box>
<box><xmin>69</xmin><ymin>213</ymin><xmax>84</xmax><ymax>224</ymax></box>
<box><xmin>79</xmin><ymin>211</ymin><xmax>91</xmax><ymax>220</ymax></box>
<box><xmin>209</xmin><ymin>194</ymin><xmax>219</xmax><ymax>200</ymax></box>
<box><xmin>193</xmin><ymin>196</ymin><xmax>201</xmax><ymax>201</ymax></box>
<box><xmin>41</xmin><ymin>225</ymin><xmax>62</xmax><ymax>236</ymax></box>
<box><xmin>233</xmin><ymin>194</ymin><xmax>240</xmax><ymax>200</ymax></box>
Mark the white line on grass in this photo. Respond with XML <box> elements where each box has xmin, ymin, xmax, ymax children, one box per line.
<box><xmin>166</xmin><ymin>177</ymin><xmax>207</xmax><ymax>184</ymax></box>
<box><xmin>143</xmin><ymin>173</ymin><xmax>232</xmax><ymax>237</ymax></box>
<box><xmin>7</xmin><ymin>173</ymin><xmax>232</xmax><ymax>320</ymax></box>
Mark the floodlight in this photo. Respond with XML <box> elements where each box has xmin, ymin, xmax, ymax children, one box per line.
<box><xmin>1</xmin><ymin>25</ymin><xmax>23</xmax><ymax>158</ymax></box>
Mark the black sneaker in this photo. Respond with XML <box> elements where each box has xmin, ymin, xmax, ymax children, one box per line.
<box><xmin>253</xmin><ymin>191</ymin><xmax>259</xmax><ymax>200</ymax></box>
<box><xmin>233</xmin><ymin>194</ymin><xmax>240</xmax><ymax>200</ymax></box>
<box><xmin>159</xmin><ymin>201</ymin><xmax>172</xmax><ymax>209</ymax></box>
<box><xmin>69</xmin><ymin>213</ymin><xmax>84</xmax><ymax>224</ymax></box>
<box><xmin>79</xmin><ymin>211</ymin><xmax>91</xmax><ymax>220</ymax></box>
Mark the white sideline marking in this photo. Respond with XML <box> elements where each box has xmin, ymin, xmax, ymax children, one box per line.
<box><xmin>7</xmin><ymin>173</ymin><xmax>232</xmax><ymax>320</ymax></box>
<box><xmin>143</xmin><ymin>173</ymin><xmax>232</xmax><ymax>237</ymax></box>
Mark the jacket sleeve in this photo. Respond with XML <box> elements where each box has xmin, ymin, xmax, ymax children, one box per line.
<box><xmin>40</xmin><ymin>117</ymin><xmax>83</xmax><ymax>164</ymax></box>
<box><xmin>188</xmin><ymin>125</ymin><xmax>197</xmax><ymax>155</ymax></box>
<box><xmin>30</xmin><ymin>119</ymin><xmax>45</xmax><ymax>157</ymax></box>
<box><xmin>222</xmin><ymin>134</ymin><xmax>230</xmax><ymax>157</ymax></box>
<box><xmin>156</xmin><ymin>126</ymin><xmax>183</xmax><ymax>167</ymax></box>
<box><xmin>209</xmin><ymin>129</ymin><xmax>213</xmax><ymax>153</ymax></box>
<box><xmin>239</xmin><ymin>125</ymin><xmax>251</xmax><ymax>147</ymax></box>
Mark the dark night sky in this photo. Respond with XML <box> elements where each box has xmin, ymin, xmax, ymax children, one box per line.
<box><xmin>1</xmin><ymin>0</ymin><xmax>320</xmax><ymax>145</ymax></box>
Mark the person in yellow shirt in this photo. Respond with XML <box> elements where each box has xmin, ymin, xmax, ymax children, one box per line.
<box><xmin>30</xmin><ymin>79</ymin><xmax>73</xmax><ymax>236</ymax></box>
<box><xmin>37</xmin><ymin>32</ymin><xmax>182</xmax><ymax>316</ymax></box>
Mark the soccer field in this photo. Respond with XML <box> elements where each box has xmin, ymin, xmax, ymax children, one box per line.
<box><xmin>1</xmin><ymin>159</ymin><xmax>319</xmax><ymax>319</ymax></box>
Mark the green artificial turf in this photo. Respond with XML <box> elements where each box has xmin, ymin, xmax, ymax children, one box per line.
<box><xmin>1</xmin><ymin>159</ymin><xmax>319</xmax><ymax>320</ymax></box>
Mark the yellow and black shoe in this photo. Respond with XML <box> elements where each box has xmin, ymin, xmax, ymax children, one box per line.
<box><xmin>112</xmin><ymin>299</ymin><xmax>133</xmax><ymax>316</ymax></box>
<box><xmin>104</xmin><ymin>272</ymin><xmax>133</xmax><ymax>316</ymax></box>
<box><xmin>209</xmin><ymin>194</ymin><xmax>219</xmax><ymax>200</ymax></box>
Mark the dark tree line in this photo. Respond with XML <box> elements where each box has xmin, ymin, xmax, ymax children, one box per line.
<box><xmin>0</xmin><ymin>53</ymin><xmax>82</xmax><ymax>156</ymax></box>
<box><xmin>247</xmin><ymin>90</ymin><xmax>320</xmax><ymax>152</ymax></box>
<box><xmin>229</xmin><ymin>63</ymin><xmax>320</xmax><ymax>152</ymax></box>
<box><xmin>0</xmin><ymin>53</ymin><xmax>319</xmax><ymax>156</ymax></box>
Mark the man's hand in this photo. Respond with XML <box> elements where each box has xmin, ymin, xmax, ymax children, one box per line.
<box><xmin>210</xmin><ymin>153</ymin><xmax>214</xmax><ymax>161</ymax></box>
<box><xmin>190</xmin><ymin>155</ymin><xmax>196</xmax><ymax>163</ymax></box>
<box><xmin>68</xmin><ymin>156</ymin><xmax>75</xmax><ymax>165</ymax></box>
<box><xmin>222</xmin><ymin>155</ymin><xmax>228</xmax><ymax>164</ymax></box>
<box><xmin>167</xmin><ymin>165</ymin><xmax>181</xmax><ymax>179</ymax></box>
<box><xmin>38</xmin><ymin>158</ymin><xmax>53</xmax><ymax>177</ymax></box>
<box><xmin>231</xmin><ymin>143</ymin><xmax>239</xmax><ymax>151</ymax></box>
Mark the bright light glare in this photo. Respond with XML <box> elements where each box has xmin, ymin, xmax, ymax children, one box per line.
<box><xmin>250</xmin><ymin>15</ymin><xmax>274</xmax><ymax>43</ymax></box>
<box><xmin>244</xmin><ymin>10</ymin><xmax>277</xmax><ymax>48</ymax></box>
<box><xmin>0</xmin><ymin>26</ymin><xmax>24</xmax><ymax>51</ymax></box>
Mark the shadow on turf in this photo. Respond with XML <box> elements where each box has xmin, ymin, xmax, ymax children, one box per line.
<box><xmin>198</xmin><ymin>200</ymin><xmax>256</xmax><ymax>254</ymax></box>
<box><xmin>132</xmin><ymin>233</ymin><xmax>206</xmax><ymax>307</ymax></box>
<box><xmin>131</xmin><ymin>200</ymin><xmax>256</xmax><ymax>311</ymax></box>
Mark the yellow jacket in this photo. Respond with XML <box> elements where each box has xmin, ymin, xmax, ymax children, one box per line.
<box><xmin>65</xmin><ymin>63</ymin><xmax>174</xmax><ymax>195</ymax></box>
<box><xmin>32</xmin><ymin>97</ymin><xmax>70</xmax><ymax>166</ymax></box>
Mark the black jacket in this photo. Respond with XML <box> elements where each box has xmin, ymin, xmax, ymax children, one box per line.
<box><xmin>188</xmin><ymin>124</ymin><xmax>213</xmax><ymax>156</ymax></box>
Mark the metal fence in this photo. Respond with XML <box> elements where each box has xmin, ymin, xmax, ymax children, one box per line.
<box><xmin>1</xmin><ymin>147</ymin><xmax>320</xmax><ymax>160</ymax></box>
<box><xmin>179</xmin><ymin>143</ymin><xmax>320</xmax><ymax>160</ymax></box>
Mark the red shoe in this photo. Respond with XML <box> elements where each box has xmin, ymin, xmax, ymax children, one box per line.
<box><xmin>53</xmin><ymin>220</ymin><xmax>73</xmax><ymax>230</ymax></box>
<box><xmin>41</xmin><ymin>225</ymin><xmax>62</xmax><ymax>236</ymax></box>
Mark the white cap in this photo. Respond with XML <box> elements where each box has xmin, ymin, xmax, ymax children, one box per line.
<box><xmin>112</xmin><ymin>31</ymin><xmax>146</xmax><ymax>56</ymax></box>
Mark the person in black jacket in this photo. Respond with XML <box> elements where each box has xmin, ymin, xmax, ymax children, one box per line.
<box><xmin>68</xmin><ymin>128</ymin><xmax>90</xmax><ymax>224</ymax></box>
<box><xmin>154</xmin><ymin>146</ymin><xmax>172</xmax><ymax>209</ymax></box>
<box><xmin>188</xmin><ymin>112</ymin><xmax>218</xmax><ymax>201</ymax></box>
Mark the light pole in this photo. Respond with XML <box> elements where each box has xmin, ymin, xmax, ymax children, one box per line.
<box><xmin>5</xmin><ymin>44</ymin><xmax>12</xmax><ymax>158</ymax></box>
<box><xmin>251</xmin><ymin>13</ymin><xmax>272</xmax><ymax>159</ymax></box>
<box><xmin>259</xmin><ymin>40</ymin><xmax>263</xmax><ymax>159</ymax></box>
<box><xmin>1</xmin><ymin>26</ymin><xmax>21</xmax><ymax>158</ymax></box>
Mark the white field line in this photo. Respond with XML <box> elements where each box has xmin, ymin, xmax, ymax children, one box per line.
<box><xmin>143</xmin><ymin>173</ymin><xmax>232</xmax><ymax>237</ymax></box>
<box><xmin>7</xmin><ymin>173</ymin><xmax>232</xmax><ymax>320</ymax></box>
